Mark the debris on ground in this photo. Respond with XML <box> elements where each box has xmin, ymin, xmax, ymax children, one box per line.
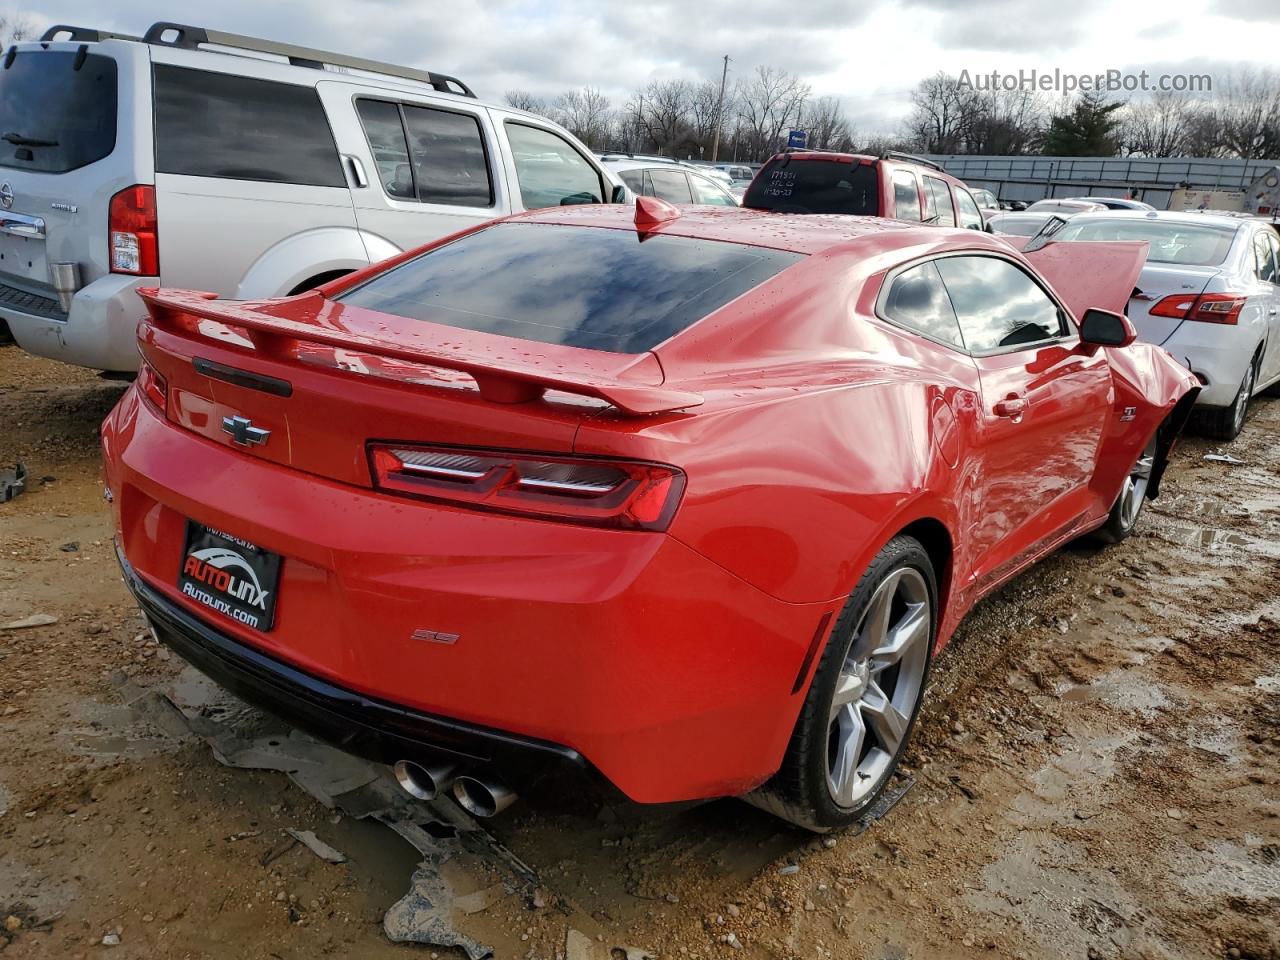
<box><xmin>284</xmin><ymin>829</ymin><xmax>349</xmax><ymax>864</ymax></box>
<box><xmin>0</xmin><ymin>612</ymin><xmax>58</xmax><ymax>630</ymax></box>
<box><xmin>1203</xmin><ymin>453</ymin><xmax>1245</xmax><ymax>464</ymax></box>
<box><xmin>0</xmin><ymin>460</ymin><xmax>26</xmax><ymax>502</ymax></box>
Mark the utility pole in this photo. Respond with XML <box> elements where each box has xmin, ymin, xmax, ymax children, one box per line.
<box><xmin>711</xmin><ymin>54</ymin><xmax>730</xmax><ymax>163</ymax></box>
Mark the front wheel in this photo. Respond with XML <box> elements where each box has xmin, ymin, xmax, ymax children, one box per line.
<box><xmin>1092</xmin><ymin>432</ymin><xmax>1158</xmax><ymax>544</ymax></box>
<box><xmin>748</xmin><ymin>536</ymin><xmax>936</xmax><ymax>832</ymax></box>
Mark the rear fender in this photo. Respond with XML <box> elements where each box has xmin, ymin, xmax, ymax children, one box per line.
<box><xmin>234</xmin><ymin>227</ymin><xmax>388</xmax><ymax>300</ymax></box>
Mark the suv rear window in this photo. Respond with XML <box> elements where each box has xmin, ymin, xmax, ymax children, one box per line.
<box><xmin>153</xmin><ymin>65</ymin><xmax>344</xmax><ymax>187</ymax></box>
<box><xmin>743</xmin><ymin>159</ymin><xmax>879</xmax><ymax>216</ymax></box>
<box><xmin>337</xmin><ymin>222</ymin><xmax>803</xmax><ymax>353</ymax></box>
<box><xmin>0</xmin><ymin>51</ymin><xmax>118</xmax><ymax>173</ymax></box>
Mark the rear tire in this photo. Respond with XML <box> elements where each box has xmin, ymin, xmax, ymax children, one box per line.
<box><xmin>748</xmin><ymin>536</ymin><xmax>936</xmax><ymax>832</ymax></box>
<box><xmin>1198</xmin><ymin>356</ymin><xmax>1256</xmax><ymax>441</ymax></box>
<box><xmin>1092</xmin><ymin>431</ymin><xmax>1158</xmax><ymax>544</ymax></box>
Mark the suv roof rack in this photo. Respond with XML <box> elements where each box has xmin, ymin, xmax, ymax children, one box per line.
<box><xmin>39</xmin><ymin>24</ymin><xmax>145</xmax><ymax>43</ymax></box>
<box><xmin>880</xmin><ymin>151</ymin><xmax>945</xmax><ymax>172</ymax></box>
<box><xmin>141</xmin><ymin>22</ymin><xmax>475</xmax><ymax>97</ymax></box>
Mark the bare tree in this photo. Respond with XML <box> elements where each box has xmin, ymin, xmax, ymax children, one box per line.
<box><xmin>970</xmin><ymin>87</ymin><xmax>1046</xmax><ymax>155</ymax></box>
<box><xmin>904</xmin><ymin>72</ymin><xmax>983</xmax><ymax>154</ymax></box>
<box><xmin>1216</xmin><ymin>69</ymin><xmax>1280</xmax><ymax>160</ymax></box>
<box><xmin>689</xmin><ymin>80</ymin><xmax>725</xmax><ymax>154</ymax></box>
<box><xmin>0</xmin><ymin>13</ymin><xmax>31</xmax><ymax>47</ymax></box>
<box><xmin>628</xmin><ymin>79</ymin><xmax>694</xmax><ymax>155</ymax></box>
<box><xmin>504</xmin><ymin>90</ymin><xmax>548</xmax><ymax>115</ymax></box>
<box><xmin>736</xmin><ymin>66</ymin><xmax>810</xmax><ymax>161</ymax></box>
<box><xmin>550</xmin><ymin>88</ymin><xmax>615</xmax><ymax>151</ymax></box>
<box><xmin>806</xmin><ymin>95</ymin><xmax>854</xmax><ymax>151</ymax></box>
<box><xmin>1120</xmin><ymin>91</ymin><xmax>1198</xmax><ymax>157</ymax></box>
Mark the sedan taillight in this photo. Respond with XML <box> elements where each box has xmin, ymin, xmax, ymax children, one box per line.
<box><xmin>368</xmin><ymin>444</ymin><xmax>685</xmax><ymax>531</ymax></box>
<box><xmin>1149</xmin><ymin>293</ymin><xmax>1245</xmax><ymax>325</ymax></box>
<box><xmin>109</xmin><ymin>185</ymin><xmax>159</xmax><ymax>275</ymax></box>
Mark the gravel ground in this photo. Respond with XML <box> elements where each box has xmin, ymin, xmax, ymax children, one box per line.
<box><xmin>0</xmin><ymin>345</ymin><xmax>1277</xmax><ymax>960</ymax></box>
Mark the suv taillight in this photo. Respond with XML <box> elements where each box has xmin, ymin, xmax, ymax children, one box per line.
<box><xmin>1149</xmin><ymin>293</ymin><xmax>1245</xmax><ymax>325</ymax></box>
<box><xmin>109</xmin><ymin>185</ymin><xmax>159</xmax><ymax>275</ymax></box>
<box><xmin>368</xmin><ymin>444</ymin><xmax>685</xmax><ymax>531</ymax></box>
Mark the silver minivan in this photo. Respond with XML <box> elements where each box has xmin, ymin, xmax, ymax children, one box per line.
<box><xmin>0</xmin><ymin>22</ymin><xmax>625</xmax><ymax>372</ymax></box>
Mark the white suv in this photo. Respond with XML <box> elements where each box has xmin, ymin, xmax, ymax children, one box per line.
<box><xmin>0</xmin><ymin>21</ymin><xmax>625</xmax><ymax>372</ymax></box>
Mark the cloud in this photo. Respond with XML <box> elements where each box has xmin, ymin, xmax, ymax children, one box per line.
<box><xmin>901</xmin><ymin>0</ymin><xmax>1108</xmax><ymax>50</ymax></box>
<box><xmin>1213</xmin><ymin>0</ymin><xmax>1280</xmax><ymax>21</ymax></box>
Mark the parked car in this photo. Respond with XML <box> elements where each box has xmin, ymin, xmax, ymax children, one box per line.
<box><xmin>986</xmin><ymin>211</ymin><xmax>1061</xmax><ymax>237</ymax></box>
<box><xmin>1025</xmin><ymin>199</ymin><xmax>1109</xmax><ymax>215</ymax></box>
<box><xmin>742</xmin><ymin>151</ymin><xmax>987</xmax><ymax>230</ymax></box>
<box><xmin>0</xmin><ymin>21</ymin><xmax>626</xmax><ymax>374</ymax></box>
<box><xmin>969</xmin><ymin>187</ymin><xmax>1002</xmax><ymax>216</ymax></box>
<box><xmin>714</xmin><ymin>163</ymin><xmax>757</xmax><ymax>197</ymax></box>
<box><xmin>103</xmin><ymin>199</ymin><xmax>1197</xmax><ymax>831</ymax></box>
<box><xmin>1061</xmin><ymin>196</ymin><xmax>1156</xmax><ymax>211</ymax></box>
<box><xmin>1051</xmin><ymin>210</ymin><xmax>1280</xmax><ymax>439</ymax></box>
<box><xmin>600</xmin><ymin>156</ymin><xmax>739</xmax><ymax>206</ymax></box>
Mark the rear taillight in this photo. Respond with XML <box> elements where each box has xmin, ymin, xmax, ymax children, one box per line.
<box><xmin>109</xmin><ymin>185</ymin><xmax>159</xmax><ymax>275</ymax></box>
<box><xmin>1149</xmin><ymin>293</ymin><xmax>1245</xmax><ymax>325</ymax></box>
<box><xmin>368</xmin><ymin>444</ymin><xmax>685</xmax><ymax>531</ymax></box>
<box><xmin>137</xmin><ymin>361</ymin><xmax>167</xmax><ymax>414</ymax></box>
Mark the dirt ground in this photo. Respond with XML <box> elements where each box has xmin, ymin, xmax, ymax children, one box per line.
<box><xmin>0</xmin><ymin>344</ymin><xmax>1277</xmax><ymax>960</ymax></box>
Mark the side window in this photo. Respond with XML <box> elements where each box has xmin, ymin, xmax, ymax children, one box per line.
<box><xmin>935</xmin><ymin>256</ymin><xmax>1067</xmax><ymax>353</ymax></box>
<box><xmin>924</xmin><ymin>176</ymin><xmax>956</xmax><ymax>226</ymax></box>
<box><xmin>504</xmin><ymin>122</ymin><xmax>605</xmax><ymax>209</ymax></box>
<box><xmin>689</xmin><ymin>173</ymin><xmax>737</xmax><ymax>206</ymax></box>
<box><xmin>892</xmin><ymin>171</ymin><xmax>921</xmax><ymax>221</ymax></box>
<box><xmin>153</xmin><ymin>66</ymin><xmax>344</xmax><ymax>187</ymax></box>
<box><xmin>648</xmin><ymin>169</ymin><xmax>694</xmax><ymax>204</ymax></box>
<box><xmin>401</xmin><ymin>105</ymin><xmax>492</xmax><ymax>207</ymax></box>
<box><xmin>356</xmin><ymin>100</ymin><xmax>414</xmax><ymax>199</ymax></box>
<box><xmin>956</xmin><ymin>189</ymin><xmax>984</xmax><ymax>230</ymax></box>
<box><xmin>617</xmin><ymin>170</ymin><xmax>645</xmax><ymax>194</ymax></box>
<box><xmin>881</xmin><ymin>261</ymin><xmax>966</xmax><ymax>349</ymax></box>
<box><xmin>1252</xmin><ymin>231</ymin><xmax>1278</xmax><ymax>283</ymax></box>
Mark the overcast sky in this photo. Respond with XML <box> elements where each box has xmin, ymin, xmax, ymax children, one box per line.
<box><xmin>25</xmin><ymin>0</ymin><xmax>1280</xmax><ymax>133</ymax></box>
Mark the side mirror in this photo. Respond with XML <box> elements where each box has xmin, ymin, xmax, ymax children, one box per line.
<box><xmin>610</xmin><ymin>184</ymin><xmax>627</xmax><ymax>204</ymax></box>
<box><xmin>1079</xmin><ymin>308</ymin><xmax>1137</xmax><ymax>347</ymax></box>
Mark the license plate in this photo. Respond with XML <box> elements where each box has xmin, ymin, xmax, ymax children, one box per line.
<box><xmin>177</xmin><ymin>521</ymin><xmax>281</xmax><ymax>631</ymax></box>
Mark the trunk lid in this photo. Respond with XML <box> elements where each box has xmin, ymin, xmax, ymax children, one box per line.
<box><xmin>1126</xmin><ymin>263</ymin><xmax>1220</xmax><ymax>346</ymax></box>
<box><xmin>136</xmin><ymin>288</ymin><xmax>697</xmax><ymax>486</ymax></box>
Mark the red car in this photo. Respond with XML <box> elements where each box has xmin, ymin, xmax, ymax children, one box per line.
<box><xmin>102</xmin><ymin>199</ymin><xmax>1198</xmax><ymax>830</ymax></box>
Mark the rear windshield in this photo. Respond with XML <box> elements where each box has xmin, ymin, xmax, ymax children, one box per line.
<box><xmin>743</xmin><ymin>158</ymin><xmax>879</xmax><ymax>216</ymax></box>
<box><xmin>1054</xmin><ymin>218</ymin><xmax>1237</xmax><ymax>266</ymax></box>
<box><xmin>337</xmin><ymin>222</ymin><xmax>803</xmax><ymax>353</ymax></box>
<box><xmin>0</xmin><ymin>51</ymin><xmax>118</xmax><ymax>173</ymax></box>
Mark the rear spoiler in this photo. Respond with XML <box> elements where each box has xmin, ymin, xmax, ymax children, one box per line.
<box><xmin>137</xmin><ymin>289</ymin><xmax>703</xmax><ymax>416</ymax></box>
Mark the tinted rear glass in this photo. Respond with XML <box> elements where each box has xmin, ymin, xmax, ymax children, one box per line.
<box><xmin>743</xmin><ymin>159</ymin><xmax>879</xmax><ymax>215</ymax></box>
<box><xmin>337</xmin><ymin>223</ymin><xmax>803</xmax><ymax>353</ymax></box>
<box><xmin>0</xmin><ymin>51</ymin><xmax>117</xmax><ymax>173</ymax></box>
<box><xmin>153</xmin><ymin>65</ymin><xmax>344</xmax><ymax>187</ymax></box>
<box><xmin>1054</xmin><ymin>218</ymin><xmax>1237</xmax><ymax>266</ymax></box>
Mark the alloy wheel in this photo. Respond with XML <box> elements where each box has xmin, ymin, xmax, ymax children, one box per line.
<box><xmin>1117</xmin><ymin>434</ymin><xmax>1158</xmax><ymax>530</ymax></box>
<box><xmin>826</xmin><ymin>567</ymin><xmax>930</xmax><ymax>809</ymax></box>
<box><xmin>1232</xmin><ymin>362</ymin><xmax>1255</xmax><ymax>434</ymax></box>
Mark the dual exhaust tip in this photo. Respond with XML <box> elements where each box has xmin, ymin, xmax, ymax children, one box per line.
<box><xmin>392</xmin><ymin>759</ymin><xmax>517</xmax><ymax>818</ymax></box>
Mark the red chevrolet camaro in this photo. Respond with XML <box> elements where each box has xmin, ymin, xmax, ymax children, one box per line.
<box><xmin>102</xmin><ymin>199</ymin><xmax>1198</xmax><ymax>830</ymax></box>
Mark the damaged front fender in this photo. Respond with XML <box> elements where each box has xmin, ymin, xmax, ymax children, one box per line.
<box><xmin>1104</xmin><ymin>343</ymin><xmax>1201</xmax><ymax>501</ymax></box>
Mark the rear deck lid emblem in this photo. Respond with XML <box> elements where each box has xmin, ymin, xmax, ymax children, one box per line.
<box><xmin>222</xmin><ymin>415</ymin><xmax>270</xmax><ymax>446</ymax></box>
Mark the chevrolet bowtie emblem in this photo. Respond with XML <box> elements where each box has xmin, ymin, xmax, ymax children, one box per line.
<box><xmin>222</xmin><ymin>415</ymin><xmax>270</xmax><ymax>447</ymax></box>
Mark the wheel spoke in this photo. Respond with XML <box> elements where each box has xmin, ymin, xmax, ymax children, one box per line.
<box><xmin>829</xmin><ymin>703</ymin><xmax>865</xmax><ymax>805</ymax></box>
<box><xmin>868</xmin><ymin>601</ymin><xmax>928</xmax><ymax>673</ymax></box>
<box><xmin>861</xmin><ymin>681</ymin><xmax>910</xmax><ymax>754</ymax></box>
<box><xmin>855</xmin><ymin>570</ymin><xmax>901</xmax><ymax>656</ymax></box>
<box><xmin>829</xmin><ymin>671</ymin><xmax>862</xmax><ymax>721</ymax></box>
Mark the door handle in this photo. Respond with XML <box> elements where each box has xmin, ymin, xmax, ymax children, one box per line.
<box><xmin>342</xmin><ymin>154</ymin><xmax>368</xmax><ymax>188</ymax></box>
<box><xmin>993</xmin><ymin>397</ymin><xmax>1027</xmax><ymax>420</ymax></box>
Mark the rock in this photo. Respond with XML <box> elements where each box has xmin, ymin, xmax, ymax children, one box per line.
<box><xmin>0</xmin><ymin>613</ymin><xmax>58</xmax><ymax>630</ymax></box>
<box><xmin>664</xmin><ymin>892</ymin><xmax>679</xmax><ymax>904</ymax></box>
<box><xmin>726</xmin><ymin>904</ymin><xmax>740</xmax><ymax>917</ymax></box>
<box><xmin>822</xmin><ymin>837</ymin><xmax>837</xmax><ymax>849</ymax></box>
<box><xmin>566</xmin><ymin>928</ymin><xmax>596</xmax><ymax>960</ymax></box>
<box><xmin>1166</xmin><ymin>808</ymin><xmax>1183</xmax><ymax>820</ymax></box>
<box><xmin>101</xmin><ymin>933</ymin><xmax>120</xmax><ymax>946</ymax></box>
<box><xmin>724</xmin><ymin>932</ymin><xmax>743</xmax><ymax>950</ymax></box>
<box><xmin>3</xmin><ymin>916</ymin><xmax>21</xmax><ymax>933</ymax></box>
<box><xmin>777</xmin><ymin>864</ymin><xmax>799</xmax><ymax>876</ymax></box>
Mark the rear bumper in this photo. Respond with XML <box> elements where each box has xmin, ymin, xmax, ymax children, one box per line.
<box><xmin>102</xmin><ymin>387</ymin><xmax>828</xmax><ymax>803</ymax></box>
<box><xmin>1161</xmin><ymin>323</ymin><xmax>1262</xmax><ymax>408</ymax></box>
<box><xmin>116</xmin><ymin>541</ymin><xmax>590</xmax><ymax>785</ymax></box>
<box><xmin>4</xmin><ymin>273</ymin><xmax>154</xmax><ymax>372</ymax></box>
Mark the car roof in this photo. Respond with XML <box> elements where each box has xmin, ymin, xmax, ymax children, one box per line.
<box><xmin>512</xmin><ymin>204</ymin><xmax>1012</xmax><ymax>257</ymax></box>
<box><xmin>761</xmin><ymin>151</ymin><xmax>963</xmax><ymax>183</ymax></box>
<box><xmin>601</xmin><ymin>157</ymin><xmax>721</xmax><ymax>179</ymax></box>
